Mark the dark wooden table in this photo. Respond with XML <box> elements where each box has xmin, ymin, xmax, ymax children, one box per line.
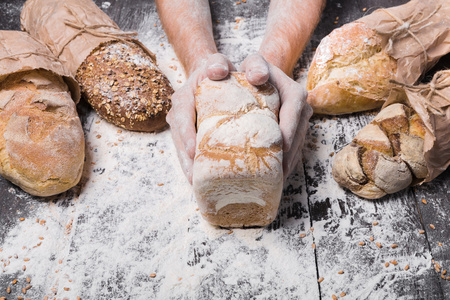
<box><xmin>1</xmin><ymin>0</ymin><xmax>449</xmax><ymax>299</ymax></box>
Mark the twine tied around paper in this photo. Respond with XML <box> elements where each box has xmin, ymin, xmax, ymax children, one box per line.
<box><xmin>391</xmin><ymin>70</ymin><xmax>450</xmax><ymax>116</ymax></box>
<box><xmin>375</xmin><ymin>4</ymin><xmax>441</xmax><ymax>63</ymax></box>
<box><xmin>57</xmin><ymin>4</ymin><xmax>138</xmax><ymax>58</ymax></box>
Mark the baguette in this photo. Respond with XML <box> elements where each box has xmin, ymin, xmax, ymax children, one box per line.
<box><xmin>332</xmin><ymin>103</ymin><xmax>427</xmax><ymax>199</ymax></box>
<box><xmin>193</xmin><ymin>73</ymin><xmax>283</xmax><ymax>227</ymax></box>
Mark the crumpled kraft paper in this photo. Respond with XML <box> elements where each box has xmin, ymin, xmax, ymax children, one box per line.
<box><xmin>20</xmin><ymin>0</ymin><xmax>157</xmax><ymax>77</ymax></box>
<box><xmin>385</xmin><ymin>70</ymin><xmax>450</xmax><ymax>183</ymax></box>
<box><xmin>0</xmin><ymin>30</ymin><xmax>80</xmax><ymax>103</ymax></box>
<box><xmin>359</xmin><ymin>0</ymin><xmax>450</xmax><ymax>84</ymax></box>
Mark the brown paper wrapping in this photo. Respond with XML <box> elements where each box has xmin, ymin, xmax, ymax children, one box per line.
<box><xmin>0</xmin><ymin>30</ymin><xmax>80</xmax><ymax>103</ymax></box>
<box><xmin>358</xmin><ymin>0</ymin><xmax>450</xmax><ymax>85</ymax></box>
<box><xmin>384</xmin><ymin>70</ymin><xmax>450</xmax><ymax>183</ymax></box>
<box><xmin>20</xmin><ymin>0</ymin><xmax>157</xmax><ymax>77</ymax></box>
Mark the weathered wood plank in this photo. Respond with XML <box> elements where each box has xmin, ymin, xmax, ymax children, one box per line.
<box><xmin>414</xmin><ymin>168</ymin><xmax>450</xmax><ymax>295</ymax></box>
<box><xmin>302</xmin><ymin>114</ymin><xmax>444</xmax><ymax>299</ymax></box>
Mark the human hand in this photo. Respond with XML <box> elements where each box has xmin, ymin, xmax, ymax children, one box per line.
<box><xmin>240</xmin><ymin>53</ymin><xmax>313</xmax><ymax>180</ymax></box>
<box><xmin>167</xmin><ymin>53</ymin><xmax>235</xmax><ymax>184</ymax></box>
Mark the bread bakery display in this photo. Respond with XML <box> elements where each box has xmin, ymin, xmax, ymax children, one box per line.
<box><xmin>307</xmin><ymin>0</ymin><xmax>450</xmax><ymax>115</ymax></box>
<box><xmin>0</xmin><ymin>31</ymin><xmax>84</xmax><ymax>197</ymax></box>
<box><xmin>21</xmin><ymin>0</ymin><xmax>173</xmax><ymax>132</ymax></box>
<box><xmin>332</xmin><ymin>70</ymin><xmax>450</xmax><ymax>199</ymax></box>
<box><xmin>193</xmin><ymin>73</ymin><xmax>283</xmax><ymax>227</ymax></box>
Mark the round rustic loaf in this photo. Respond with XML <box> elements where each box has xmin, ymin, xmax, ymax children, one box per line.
<box><xmin>332</xmin><ymin>103</ymin><xmax>427</xmax><ymax>199</ymax></box>
<box><xmin>76</xmin><ymin>41</ymin><xmax>173</xmax><ymax>132</ymax></box>
<box><xmin>0</xmin><ymin>70</ymin><xmax>85</xmax><ymax>197</ymax></box>
<box><xmin>306</xmin><ymin>22</ymin><xmax>398</xmax><ymax>115</ymax></box>
<box><xmin>193</xmin><ymin>73</ymin><xmax>283</xmax><ymax>227</ymax></box>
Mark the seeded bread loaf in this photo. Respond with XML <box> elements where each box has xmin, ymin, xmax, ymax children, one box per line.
<box><xmin>21</xmin><ymin>0</ymin><xmax>173</xmax><ymax>132</ymax></box>
<box><xmin>193</xmin><ymin>73</ymin><xmax>283</xmax><ymax>227</ymax></box>
<box><xmin>0</xmin><ymin>70</ymin><xmax>85</xmax><ymax>197</ymax></box>
<box><xmin>332</xmin><ymin>103</ymin><xmax>427</xmax><ymax>199</ymax></box>
<box><xmin>76</xmin><ymin>41</ymin><xmax>172</xmax><ymax>131</ymax></box>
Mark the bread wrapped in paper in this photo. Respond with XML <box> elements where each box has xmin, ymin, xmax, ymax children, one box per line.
<box><xmin>332</xmin><ymin>70</ymin><xmax>450</xmax><ymax>199</ymax></box>
<box><xmin>0</xmin><ymin>31</ymin><xmax>84</xmax><ymax>197</ymax></box>
<box><xmin>307</xmin><ymin>0</ymin><xmax>450</xmax><ymax>115</ymax></box>
<box><xmin>21</xmin><ymin>0</ymin><xmax>173</xmax><ymax>132</ymax></box>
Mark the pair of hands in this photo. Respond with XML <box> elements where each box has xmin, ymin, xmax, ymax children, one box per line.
<box><xmin>167</xmin><ymin>53</ymin><xmax>313</xmax><ymax>184</ymax></box>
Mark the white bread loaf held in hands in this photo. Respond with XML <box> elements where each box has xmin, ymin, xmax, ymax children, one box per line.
<box><xmin>21</xmin><ymin>0</ymin><xmax>173</xmax><ymax>132</ymax></box>
<box><xmin>0</xmin><ymin>31</ymin><xmax>84</xmax><ymax>197</ymax></box>
<box><xmin>193</xmin><ymin>73</ymin><xmax>283</xmax><ymax>227</ymax></box>
<box><xmin>307</xmin><ymin>0</ymin><xmax>450</xmax><ymax>115</ymax></box>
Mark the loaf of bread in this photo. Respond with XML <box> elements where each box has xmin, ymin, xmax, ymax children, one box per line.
<box><xmin>307</xmin><ymin>0</ymin><xmax>450</xmax><ymax>115</ymax></box>
<box><xmin>306</xmin><ymin>22</ymin><xmax>398</xmax><ymax>115</ymax></box>
<box><xmin>332</xmin><ymin>103</ymin><xmax>427</xmax><ymax>199</ymax></box>
<box><xmin>0</xmin><ymin>70</ymin><xmax>85</xmax><ymax>197</ymax></box>
<box><xmin>21</xmin><ymin>0</ymin><xmax>173</xmax><ymax>132</ymax></box>
<box><xmin>76</xmin><ymin>41</ymin><xmax>172</xmax><ymax>131</ymax></box>
<box><xmin>193</xmin><ymin>73</ymin><xmax>283</xmax><ymax>227</ymax></box>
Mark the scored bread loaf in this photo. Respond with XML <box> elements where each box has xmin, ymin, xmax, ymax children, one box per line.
<box><xmin>0</xmin><ymin>70</ymin><xmax>85</xmax><ymax>197</ymax></box>
<box><xmin>193</xmin><ymin>73</ymin><xmax>283</xmax><ymax>227</ymax></box>
<box><xmin>306</xmin><ymin>22</ymin><xmax>397</xmax><ymax>115</ymax></box>
<box><xmin>306</xmin><ymin>0</ymin><xmax>450</xmax><ymax>115</ymax></box>
<box><xmin>21</xmin><ymin>0</ymin><xmax>173</xmax><ymax>132</ymax></box>
<box><xmin>332</xmin><ymin>103</ymin><xmax>427</xmax><ymax>199</ymax></box>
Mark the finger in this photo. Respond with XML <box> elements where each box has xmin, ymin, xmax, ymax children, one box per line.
<box><xmin>279</xmin><ymin>88</ymin><xmax>309</xmax><ymax>152</ymax></box>
<box><xmin>283</xmin><ymin>146</ymin><xmax>302</xmax><ymax>181</ymax></box>
<box><xmin>241</xmin><ymin>54</ymin><xmax>270</xmax><ymax>86</ymax></box>
<box><xmin>282</xmin><ymin>105</ymin><xmax>312</xmax><ymax>179</ymax></box>
<box><xmin>167</xmin><ymin>90</ymin><xmax>197</xmax><ymax>159</ymax></box>
<box><xmin>169</xmin><ymin>126</ymin><xmax>195</xmax><ymax>184</ymax></box>
<box><xmin>206</xmin><ymin>53</ymin><xmax>234</xmax><ymax>81</ymax></box>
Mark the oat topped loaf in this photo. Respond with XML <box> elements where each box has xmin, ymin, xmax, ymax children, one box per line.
<box><xmin>76</xmin><ymin>41</ymin><xmax>172</xmax><ymax>131</ymax></box>
<box><xmin>21</xmin><ymin>0</ymin><xmax>173</xmax><ymax>132</ymax></box>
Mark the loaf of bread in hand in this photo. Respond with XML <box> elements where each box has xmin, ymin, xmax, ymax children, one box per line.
<box><xmin>0</xmin><ymin>70</ymin><xmax>85</xmax><ymax>197</ymax></box>
<box><xmin>332</xmin><ymin>103</ymin><xmax>427</xmax><ymax>199</ymax></box>
<box><xmin>193</xmin><ymin>73</ymin><xmax>283</xmax><ymax>227</ymax></box>
<box><xmin>307</xmin><ymin>22</ymin><xmax>398</xmax><ymax>115</ymax></box>
<box><xmin>76</xmin><ymin>41</ymin><xmax>173</xmax><ymax>132</ymax></box>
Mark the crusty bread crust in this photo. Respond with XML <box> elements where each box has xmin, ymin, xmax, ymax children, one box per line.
<box><xmin>332</xmin><ymin>103</ymin><xmax>428</xmax><ymax>199</ymax></box>
<box><xmin>307</xmin><ymin>22</ymin><xmax>398</xmax><ymax>115</ymax></box>
<box><xmin>193</xmin><ymin>73</ymin><xmax>283</xmax><ymax>227</ymax></box>
<box><xmin>0</xmin><ymin>70</ymin><xmax>85</xmax><ymax>197</ymax></box>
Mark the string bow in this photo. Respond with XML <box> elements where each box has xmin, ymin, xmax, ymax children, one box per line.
<box><xmin>375</xmin><ymin>4</ymin><xmax>441</xmax><ymax>63</ymax></box>
<box><xmin>57</xmin><ymin>4</ymin><xmax>138</xmax><ymax>58</ymax></box>
<box><xmin>391</xmin><ymin>70</ymin><xmax>450</xmax><ymax>116</ymax></box>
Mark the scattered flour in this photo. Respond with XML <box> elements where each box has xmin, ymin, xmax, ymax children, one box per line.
<box><xmin>0</xmin><ymin>1</ymin><xmax>440</xmax><ymax>299</ymax></box>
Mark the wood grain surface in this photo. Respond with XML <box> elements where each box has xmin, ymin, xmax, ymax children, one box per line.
<box><xmin>0</xmin><ymin>0</ymin><xmax>449</xmax><ymax>299</ymax></box>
